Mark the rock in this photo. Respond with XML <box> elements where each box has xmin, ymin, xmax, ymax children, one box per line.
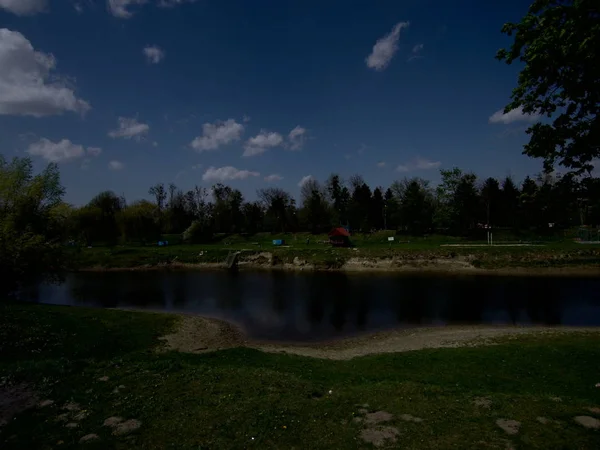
<box><xmin>574</xmin><ymin>416</ymin><xmax>600</xmax><ymax>429</ymax></box>
<box><xmin>103</xmin><ymin>416</ymin><xmax>123</xmax><ymax>427</ymax></box>
<box><xmin>38</xmin><ymin>399</ymin><xmax>54</xmax><ymax>408</ymax></box>
<box><xmin>496</xmin><ymin>419</ymin><xmax>521</xmax><ymax>435</ymax></box>
<box><xmin>98</xmin><ymin>376</ymin><xmax>109</xmax><ymax>382</ymax></box>
<box><xmin>73</xmin><ymin>410</ymin><xmax>89</xmax><ymax>421</ymax></box>
<box><xmin>400</xmin><ymin>414</ymin><xmax>423</xmax><ymax>423</ymax></box>
<box><xmin>79</xmin><ymin>434</ymin><xmax>99</xmax><ymax>443</ymax></box>
<box><xmin>56</xmin><ymin>413</ymin><xmax>70</xmax><ymax>422</ymax></box>
<box><xmin>536</xmin><ymin>417</ymin><xmax>549</xmax><ymax>424</ymax></box>
<box><xmin>112</xmin><ymin>419</ymin><xmax>142</xmax><ymax>436</ymax></box>
<box><xmin>65</xmin><ymin>422</ymin><xmax>79</xmax><ymax>429</ymax></box>
<box><xmin>587</xmin><ymin>407</ymin><xmax>600</xmax><ymax>414</ymax></box>
<box><xmin>63</xmin><ymin>402</ymin><xmax>81</xmax><ymax>412</ymax></box>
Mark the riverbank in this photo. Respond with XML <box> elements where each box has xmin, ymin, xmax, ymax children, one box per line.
<box><xmin>2</xmin><ymin>303</ymin><xmax>600</xmax><ymax>449</ymax></box>
<box><xmin>72</xmin><ymin>245</ymin><xmax>600</xmax><ymax>276</ymax></box>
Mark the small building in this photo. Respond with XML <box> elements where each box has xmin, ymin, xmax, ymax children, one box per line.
<box><xmin>328</xmin><ymin>227</ymin><xmax>351</xmax><ymax>247</ymax></box>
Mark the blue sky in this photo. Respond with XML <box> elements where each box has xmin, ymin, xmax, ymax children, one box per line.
<box><xmin>0</xmin><ymin>0</ymin><xmax>542</xmax><ymax>205</ymax></box>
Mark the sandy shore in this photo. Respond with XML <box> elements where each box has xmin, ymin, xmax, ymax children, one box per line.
<box><xmin>81</xmin><ymin>260</ymin><xmax>600</xmax><ymax>277</ymax></box>
<box><xmin>157</xmin><ymin>314</ymin><xmax>600</xmax><ymax>360</ymax></box>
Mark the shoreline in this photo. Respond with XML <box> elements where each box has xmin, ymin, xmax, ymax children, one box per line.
<box><xmin>154</xmin><ymin>311</ymin><xmax>600</xmax><ymax>360</ymax></box>
<box><xmin>77</xmin><ymin>260</ymin><xmax>600</xmax><ymax>277</ymax></box>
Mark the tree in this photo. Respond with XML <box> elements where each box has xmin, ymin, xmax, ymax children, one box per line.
<box><xmin>519</xmin><ymin>176</ymin><xmax>539</xmax><ymax>229</ymax></box>
<box><xmin>86</xmin><ymin>191</ymin><xmax>124</xmax><ymax>245</ymax></box>
<box><xmin>258</xmin><ymin>187</ymin><xmax>292</xmax><ymax>232</ymax></box>
<box><xmin>480</xmin><ymin>177</ymin><xmax>501</xmax><ymax>227</ymax></box>
<box><xmin>148</xmin><ymin>183</ymin><xmax>167</xmax><ymax>212</ymax></box>
<box><xmin>300</xmin><ymin>179</ymin><xmax>330</xmax><ymax>233</ymax></box>
<box><xmin>500</xmin><ymin>177</ymin><xmax>520</xmax><ymax>228</ymax></box>
<box><xmin>452</xmin><ymin>174</ymin><xmax>479</xmax><ymax>234</ymax></box>
<box><xmin>370</xmin><ymin>187</ymin><xmax>385</xmax><ymax>230</ymax></box>
<box><xmin>400</xmin><ymin>180</ymin><xmax>433</xmax><ymax>235</ymax></box>
<box><xmin>119</xmin><ymin>200</ymin><xmax>161</xmax><ymax>244</ymax></box>
<box><xmin>496</xmin><ymin>0</ymin><xmax>600</xmax><ymax>174</ymax></box>
<box><xmin>0</xmin><ymin>156</ymin><xmax>67</xmax><ymax>296</ymax></box>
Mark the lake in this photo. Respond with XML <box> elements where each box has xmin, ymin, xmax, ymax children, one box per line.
<box><xmin>22</xmin><ymin>271</ymin><xmax>600</xmax><ymax>342</ymax></box>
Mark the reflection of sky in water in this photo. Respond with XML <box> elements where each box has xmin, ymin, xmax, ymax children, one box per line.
<box><xmin>25</xmin><ymin>271</ymin><xmax>600</xmax><ymax>342</ymax></box>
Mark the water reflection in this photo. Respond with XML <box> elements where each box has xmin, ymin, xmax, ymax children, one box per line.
<box><xmin>27</xmin><ymin>271</ymin><xmax>600</xmax><ymax>342</ymax></box>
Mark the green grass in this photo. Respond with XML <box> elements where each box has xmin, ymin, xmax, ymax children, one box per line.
<box><xmin>68</xmin><ymin>233</ymin><xmax>600</xmax><ymax>270</ymax></box>
<box><xmin>1</xmin><ymin>303</ymin><xmax>600</xmax><ymax>449</ymax></box>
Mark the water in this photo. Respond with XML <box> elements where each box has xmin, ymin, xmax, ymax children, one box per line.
<box><xmin>23</xmin><ymin>271</ymin><xmax>600</xmax><ymax>342</ymax></box>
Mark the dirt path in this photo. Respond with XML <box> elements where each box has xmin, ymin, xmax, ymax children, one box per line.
<box><xmin>159</xmin><ymin>315</ymin><xmax>600</xmax><ymax>360</ymax></box>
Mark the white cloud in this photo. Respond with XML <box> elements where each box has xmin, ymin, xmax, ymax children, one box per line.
<box><xmin>243</xmin><ymin>130</ymin><xmax>283</xmax><ymax>157</ymax></box>
<box><xmin>489</xmin><ymin>106</ymin><xmax>541</xmax><ymax>124</ymax></box>
<box><xmin>27</xmin><ymin>138</ymin><xmax>101</xmax><ymax>163</ymax></box>
<box><xmin>408</xmin><ymin>43</ymin><xmax>424</xmax><ymax>61</ymax></box>
<box><xmin>365</xmin><ymin>21</ymin><xmax>410</xmax><ymax>71</ymax></box>
<box><xmin>87</xmin><ymin>147</ymin><xmax>102</xmax><ymax>156</ymax></box>
<box><xmin>202</xmin><ymin>166</ymin><xmax>259</xmax><ymax>182</ymax></box>
<box><xmin>143</xmin><ymin>45</ymin><xmax>165</xmax><ymax>64</ymax></box>
<box><xmin>0</xmin><ymin>29</ymin><xmax>90</xmax><ymax>117</ymax></box>
<box><xmin>107</xmin><ymin>0</ymin><xmax>147</xmax><ymax>18</ymax></box>
<box><xmin>377</xmin><ymin>161</ymin><xmax>387</xmax><ymax>168</ymax></box>
<box><xmin>108</xmin><ymin>160</ymin><xmax>125</xmax><ymax>170</ymax></box>
<box><xmin>108</xmin><ymin>116</ymin><xmax>150</xmax><ymax>141</ymax></box>
<box><xmin>157</xmin><ymin>0</ymin><xmax>197</xmax><ymax>6</ymax></box>
<box><xmin>288</xmin><ymin>126</ymin><xmax>306</xmax><ymax>151</ymax></box>
<box><xmin>264</xmin><ymin>174</ymin><xmax>283</xmax><ymax>182</ymax></box>
<box><xmin>190</xmin><ymin>119</ymin><xmax>244</xmax><ymax>152</ymax></box>
<box><xmin>298</xmin><ymin>175</ymin><xmax>313</xmax><ymax>188</ymax></box>
<box><xmin>0</xmin><ymin>0</ymin><xmax>47</xmax><ymax>16</ymax></box>
<box><xmin>396</xmin><ymin>157</ymin><xmax>441</xmax><ymax>172</ymax></box>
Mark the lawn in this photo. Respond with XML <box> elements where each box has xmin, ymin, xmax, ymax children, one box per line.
<box><xmin>68</xmin><ymin>231</ymin><xmax>600</xmax><ymax>270</ymax></box>
<box><xmin>1</xmin><ymin>303</ymin><xmax>600</xmax><ymax>449</ymax></box>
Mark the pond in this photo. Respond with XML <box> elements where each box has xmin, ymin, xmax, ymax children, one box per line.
<box><xmin>23</xmin><ymin>271</ymin><xmax>600</xmax><ymax>342</ymax></box>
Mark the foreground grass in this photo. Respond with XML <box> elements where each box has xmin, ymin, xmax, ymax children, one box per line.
<box><xmin>1</xmin><ymin>303</ymin><xmax>600</xmax><ymax>449</ymax></box>
<box><xmin>69</xmin><ymin>232</ymin><xmax>600</xmax><ymax>270</ymax></box>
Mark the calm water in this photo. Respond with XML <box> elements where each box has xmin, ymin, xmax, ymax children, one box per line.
<box><xmin>22</xmin><ymin>271</ymin><xmax>600</xmax><ymax>342</ymax></box>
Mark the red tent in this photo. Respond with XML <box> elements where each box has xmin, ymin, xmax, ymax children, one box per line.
<box><xmin>328</xmin><ymin>228</ymin><xmax>351</xmax><ymax>246</ymax></box>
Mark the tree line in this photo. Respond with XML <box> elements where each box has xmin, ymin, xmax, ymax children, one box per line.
<box><xmin>39</xmin><ymin>165</ymin><xmax>600</xmax><ymax>246</ymax></box>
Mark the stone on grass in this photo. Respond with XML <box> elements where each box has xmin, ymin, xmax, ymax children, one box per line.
<box><xmin>496</xmin><ymin>419</ymin><xmax>521</xmax><ymax>435</ymax></box>
<box><xmin>38</xmin><ymin>400</ymin><xmax>54</xmax><ymax>408</ymax></box>
<box><xmin>73</xmin><ymin>410</ymin><xmax>89</xmax><ymax>421</ymax></box>
<box><xmin>103</xmin><ymin>416</ymin><xmax>123</xmax><ymax>427</ymax></box>
<box><xmin>400</xmin><ymin>414</ymin><xmax>423</xmax><ymax>423</ymax></box>
<box><xmin>587</xmin><ymin>407</ymin><xmax>600</xmax><ymax>414</ymax></box>
<box><xmin>112</xmin><ymin>419</ymin><xmax>142</xmax><ymax>436</ymax></box>
<box><xmin>79</xmin><ymin>434</ymin><xmax>99</xmax><ymax>443</ymax></box>
<box><xmin>574</xmin><ymin>416</ymin><xmax>600</xmax><ymax>429</ymax></box>
<box><xmin>65</xmin><ymin>422</ymin><xmax>79</xmax><ymax>429</ymax></box>
<box><xmin>536</xmin><ymin>417</ymin><xmax>549</xmax><ymax>424</ymax></box>
<box><xmin>98</xmin><ymin>376</ymin><xmax>109</xmax><ymax>382</ymax></box>
<box><xmin>63</xmin><ymin>402</ymin><xmax>81</xmax><ymax>412</ymax></box>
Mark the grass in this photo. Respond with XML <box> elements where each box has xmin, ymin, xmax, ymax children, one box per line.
<box><xmin>2</xmin><ymin>303</ymin><xmax>600</xmax><ymax>449</ymax></box>
<box><xmin>68</xmin><ymin>231</ymin><xmax>600</xmax><ymax>270</ymax></box>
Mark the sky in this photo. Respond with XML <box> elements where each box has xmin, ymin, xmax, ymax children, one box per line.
<box><xmin>0</xmin><ymin>0</ymin><xmax>545</xmax><ymax>205</ymax></box>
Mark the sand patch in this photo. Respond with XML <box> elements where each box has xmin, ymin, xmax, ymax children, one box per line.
<box><xmin>473</xmin><ymin>397</ymin><xmax>492</xmax><ymax>408</ymax></box>
<box><xmin>159</xmin><ymin>315</ymin><xmax>245</xmax><ymax>354</ymax></box>
<box><xmin>496</xmin><ymin>419</ymin><xmax>520</xmax><ymax>435</ymax></box>
<box><xmin>0</xmin><ymin>383</ymin><xmax>38</xmax><ymax>428</ymax></box>
<box><xmin>360</xmin><ymin>426</ymin><xmax>400</xmax><ymax>447</ymax></box>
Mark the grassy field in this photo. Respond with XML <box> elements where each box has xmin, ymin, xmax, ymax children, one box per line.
<box><xmin>69</xmin><ymin>231</ymin><xmax>600</xmax><ymax>270</ymax></box>
<box><xmin>2</xmin><ymin>303</ymin><xmax>600</xmax><ymax>449</ymax></box>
